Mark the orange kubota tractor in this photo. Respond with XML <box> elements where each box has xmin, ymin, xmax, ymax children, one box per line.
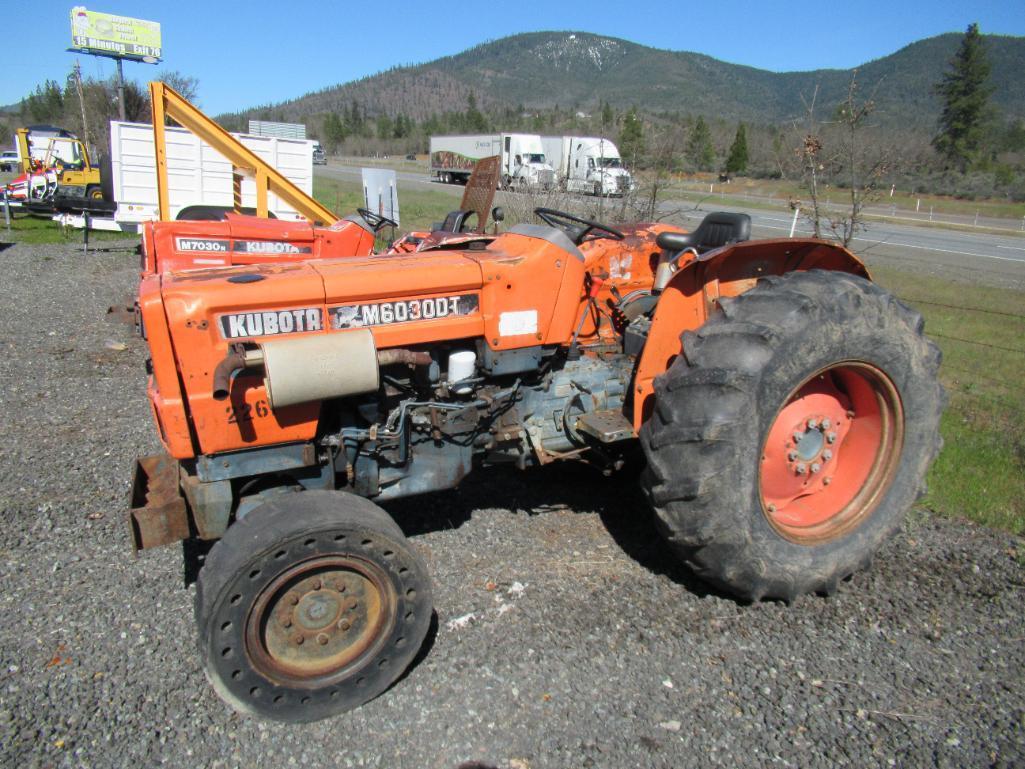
<box><xmin>129</xmin><ymin>86</ymin><xmax>943</xmax><ymax>723</ymax></box>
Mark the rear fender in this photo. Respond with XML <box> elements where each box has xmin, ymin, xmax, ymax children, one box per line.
<box><xmin>632</xmin><ymin>238</ymin><xmax>869</xmax><ymax>431</ymax></box>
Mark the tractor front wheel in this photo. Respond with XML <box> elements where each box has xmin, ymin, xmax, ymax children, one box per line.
<box><xmin>640</xmin><ymin>270</ymin><xmax>943</xmax><ymax>601</ymax></box>
<box><xmin>195</xmin><ymin>490</ymin><xmax>433</xmax><ymax>722</ymax></box>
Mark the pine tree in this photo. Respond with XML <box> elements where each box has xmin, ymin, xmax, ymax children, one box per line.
<box><xmin>724</xmin><ymin>123</ymin><xmax>748</xmax><ymax>175</ymax></box>
<box><xmin>23</xmin><ymin>80</ymin><xmax>65</xmax><ymax>123</ymax></box>
<box><xmin>618</xmin><ymin>107</ymin><xmax>644</xmax><ymax>165</ymax></box>
<box><xmin>465</xmin><ymin>93</ymin><xmax>488</xmax><ymax>132</ymax></box>
<box><xmin>687</xmin><ymin>116</ymin><xmax>715</xmax><ymax>171</ymax></box>
<box><xmin>933</xmin><ymin>23</ymin><xmax>993</xmax><ymax>171</ymax></box>
<box><xmin>322</xmin><ymin>113</ymin><xmax>347</xmax><ymax>150</ymax></box>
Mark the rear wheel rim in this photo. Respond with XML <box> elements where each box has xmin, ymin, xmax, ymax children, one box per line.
<box><xmin>759</xmin><ymin>362</ymin><xmax>904</xmax><ymax>544</ymax></box>
<box><xmin>245</xmin><ymin>554</ymin><xmax>395</xmax><ymax>687</ymax></box>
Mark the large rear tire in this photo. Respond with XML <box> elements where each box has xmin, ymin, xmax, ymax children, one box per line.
<box><xmin>639</xmin><ymin>270</ymin><xmax>944</xmax><ymax>601</ymax></box>
<box><xmin>195</xmin><ymin>490</ymin><xmax>433</xmax><ymax>722</ymax></box>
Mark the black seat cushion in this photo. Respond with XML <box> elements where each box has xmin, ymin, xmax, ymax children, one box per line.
<box><xmin>656</xmin><ymin>212</ymin><xmax>751</xmax><ymax>254</ymax></box>
<box><xmin>439</xmin><ymin>210</ymin><xmax>478</xmax><ymax>233</ymax></box>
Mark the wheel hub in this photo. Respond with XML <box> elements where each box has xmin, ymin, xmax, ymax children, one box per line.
<box><xmin>246</xmin><ymin>556</ymin><xmax>393</xmax><ymax>684</ymax></box>
<box><xmin>759</xmin><ymin>363</ymin><xmax>904</xmax><ymax>544</ymax></box>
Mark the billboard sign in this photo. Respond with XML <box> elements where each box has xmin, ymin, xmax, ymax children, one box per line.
<box><xmin>70</xmin><ymin>7</ymin><xmax>162</xmax><ymax>62</ymax></box>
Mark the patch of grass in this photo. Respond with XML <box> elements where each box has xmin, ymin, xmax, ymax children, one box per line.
<box><xmin>312</xmin><ymin>176</ymin><xmax>455</xmax><ymax>234</ymax></box>
<box><xmin>0</xmin><ymin>211</ymin><xmax>136</xmax><ymax>245</ymax></box>
<box><xmin>872</xmin><ymin>266</ymin><xmax>1025</xmax><ymax>534</ymax></box>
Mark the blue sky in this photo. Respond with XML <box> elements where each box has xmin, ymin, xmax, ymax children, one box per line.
<box><xmin>5</xmin><ymin>0</ymin><xmax>1023</xmax><ymax>114</ymax></box>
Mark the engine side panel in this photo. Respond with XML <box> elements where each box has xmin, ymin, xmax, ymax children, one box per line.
<box><xmin>160</xmin><ymin>262</ymin><xmax>327</xmax><ymax>456</ymax></box>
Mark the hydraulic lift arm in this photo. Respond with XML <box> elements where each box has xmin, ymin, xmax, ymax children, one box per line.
<box><xmin>149</xmin><ymin>82</ymin><xmax>337</xmax><ymax>225</ymax></box>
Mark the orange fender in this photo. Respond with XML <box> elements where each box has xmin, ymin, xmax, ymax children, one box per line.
<box><xmin>632</xmin><ymin>238</ymin><xmax>870</xmax><ymax>431</ymax></box>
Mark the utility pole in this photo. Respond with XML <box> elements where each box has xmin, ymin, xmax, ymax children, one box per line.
<box><xmin>74</xmin><ymin>60</ymin><xmax>90</xmax><ymax>151</ymax></box>
<box><xmin>115</xmin><ymin>58</ymin><xmax>126</xmax><ymax>121</ymax></box>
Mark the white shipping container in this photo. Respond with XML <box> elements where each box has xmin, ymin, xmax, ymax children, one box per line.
<box><xmin>110</xmin><ymin>121</ymin><xmax>315</xmax><ymax>226</ymax></box>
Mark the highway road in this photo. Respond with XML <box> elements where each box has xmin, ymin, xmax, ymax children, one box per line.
<box><xmin>319</xmin><ymin>163</ymin><xmax>1025</xmax><ymax>288</ymax></box>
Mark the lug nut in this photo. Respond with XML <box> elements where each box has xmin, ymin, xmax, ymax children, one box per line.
<box><xmin>337</xmin><ymin>618</ymin><xmax>352</xmax><ymax>631</ymax></box>
<box><xmin>811</xmin><ymin>463</ymin><xmax>821</xmax><ymax>474</ymax></box>
<box><xmin>822</xmin><ymin>450</ymin><xmax>833</xmax><ymax>461</ymax></box>
<box><xmin>288</xmin><ymin>593</ymin><xmax>299</xmax><ymax>606</ymax></box>
<box><xmin>826</xmin><ymin>432</ymin><xmax>837</xmax><ymax>444</ymax></box>
<box><xmin>796</xmin><ymin>463</ymin><xmax>807</xmax><ymax>475</ymax></box>
<box><xmin>807</xmin><ymin>418</ymin><xmax>819</xmax><ymax>429</ymax></box>
<box><xmin>294</xmin><ymin>634</ymin><xmax>305</xmax><ymax>645</ymax></box>
<box><xmin>787</xmin><ymin>451</ymin><xmax>798</xmax><ymax>461</ymax></box>
<box><xmin>821</xmin><ymin>418</ymin><xmax>832</xmax><ymax>430</ymax></box>
<box><xmin>823</xmin><ymin>477</ymin><xmax>832</xmax><ymax>486</ymax></box>
<box><xmin>346</xmin><ymin>597</ymin><xmax>358</xmax><ymax>611</ymax></box>
<box><xmin>312</xmin><ymin>578</ymin><xmax>322</xmax><ymax>591</ymax></box>
<box><xmin>316</xmin><ymin>633</ymin><xmax>329</xmax><ymax>646</ymax></box>
<box><xmin>766</xmin><ymin>503</ymin><xmax>776</xmax><ymax>513</ymax></box>
<box><xmin>283</xmin><ymin>617</ymin><xmax>292</xmax><ymax>629</ymax></box>
<box><xmin>793</xmin><ymin>431</ymin><xmax>804</xmax><ymax>443</ymax></box>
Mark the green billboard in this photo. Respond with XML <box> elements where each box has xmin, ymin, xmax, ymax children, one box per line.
<box><xmin>70</xmin><ymin>6</ymin><xmax>162</xmax><ymax>61</ymax></box>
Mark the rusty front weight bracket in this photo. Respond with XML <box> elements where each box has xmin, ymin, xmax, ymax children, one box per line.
<box><xmin>128</xmin><ymin>454</ymin><xmax>189</xmax><ymax>552</ymax></box>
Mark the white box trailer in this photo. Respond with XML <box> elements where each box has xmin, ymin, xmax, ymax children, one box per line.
<box><xmin>109</xmin><ymin>120</ymin><xmax>315</xmax><ymax>228</ymax></box>
<box><xmin>430</xmin><ymin>133</ymin><xmax>555</xmax><ymax>189</ymax></box>
<box><xmin>541</xmin><ymin>135</ymin><xmax>634</xmax><ymax>196</ymax></box>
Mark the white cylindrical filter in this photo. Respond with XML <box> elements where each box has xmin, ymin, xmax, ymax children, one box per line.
<box><xmin>447</xmin><ymin>350</ymin><xmax>476</xmax><ymax>394</ymax></box>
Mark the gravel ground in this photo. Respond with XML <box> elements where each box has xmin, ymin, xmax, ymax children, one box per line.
<box><xmin>0</xmin><ymin>236</ymin><xmax>1023</xmax><ymax>769</ymax></box>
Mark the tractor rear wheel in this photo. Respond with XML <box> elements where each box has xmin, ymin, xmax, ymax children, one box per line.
<box><xmin>195</xmin><ymin>490</ymin><xmax>433</xmax><ymax>722</ymax></box>
<box><xmin>640</xmin><ymin>270</ymin><xmax>943</xmax><ymax>601</ymax></box>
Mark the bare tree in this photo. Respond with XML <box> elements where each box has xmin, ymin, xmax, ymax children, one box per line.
<box><xmin>796</xmin><ymin>84</ymin><xmax>825</xmax><ymax>238</ymax></box>
<box><xmin>824</xmin><ymin>72</ymin><xmax>890</xmax><ymax>247</ymax></box>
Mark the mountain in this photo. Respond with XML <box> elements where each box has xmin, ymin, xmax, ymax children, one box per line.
<box><xmin>230</xmin><ymin>31</ymin><xmax>1025</xmax><ymax>131</ymax></box>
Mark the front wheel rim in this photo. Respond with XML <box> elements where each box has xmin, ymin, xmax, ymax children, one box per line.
<box><xmin>759</xmin><ymin>362</ymin><xmax>904</xmax><ymax>544</ymax></box>
<box><xmin>245</xmin><ymin>554</ymin><xmax>395</xmax><ymax>687</ymax></box>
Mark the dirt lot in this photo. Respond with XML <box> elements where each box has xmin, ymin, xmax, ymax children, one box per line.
<box><xmin>0</xmin><ymin>237</ymin><xmax>1023</xmax><ymax>769</ymax></box>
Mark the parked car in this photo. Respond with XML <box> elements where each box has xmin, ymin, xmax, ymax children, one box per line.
<box><xmin>312</xmin><ymin>142</ymin><xmax>327</xmax><ymax>165</ymax></box>
<box><xmin>0</xmin><ymin>150</ymin><xmax>19</xmax><ymax>172</ymax></box>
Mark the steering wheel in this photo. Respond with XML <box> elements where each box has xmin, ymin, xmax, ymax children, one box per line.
<box><xmin>533</xmin><ymin>207</ymin><xmax>625</xmax><ymax>245</ymax></box>
<box><xmin>357</xmin><ymin>207</ymin><xmax>398</xmax><ymax>233</ymax></box>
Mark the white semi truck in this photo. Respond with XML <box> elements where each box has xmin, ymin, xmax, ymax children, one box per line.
<box><xmin>430</xmin><ymin>133</ymin><xmax>555</xmax><ymax>189</ymax></box>
<box><xmin>541</xmin><ymin>135</ymin><xmax>635</xmax><ymax>196</ymax></box>
<box><xmin>53</xmin><ymin>121</ymin><xmax>315</xmax><ymax>231</ymax></box>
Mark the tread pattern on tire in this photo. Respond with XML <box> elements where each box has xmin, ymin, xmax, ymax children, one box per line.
<box><xmin>640</xmin><ymin>270</ymin><xmax>945</xmax><ymax>602</ymax></box>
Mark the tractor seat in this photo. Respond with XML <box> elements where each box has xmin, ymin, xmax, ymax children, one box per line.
<box><xmin>656</xmin><ymin>212</ymin><xmax>751</xmax><ymax>255</ymax></box>
<box><xmin>433</xmin><ymin>209</ymin><xmax>479</xmax><ymax>234</ymax></box>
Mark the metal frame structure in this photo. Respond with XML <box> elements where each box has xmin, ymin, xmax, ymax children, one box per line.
<box><xmin>148</xmin><ymin>82</ymin><xmax>337</xmax><ymax>225</ymax></box>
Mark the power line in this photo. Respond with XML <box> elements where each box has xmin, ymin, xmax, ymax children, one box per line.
<box><xmin>899</xmin><ymin>296</ymin><xmax>1025</xmax><ymax>321</ymax></box>
<box><xmin>930</xmin><ymin>332</ymin><xmax>1025</xmax><ymax>354</ymax></box>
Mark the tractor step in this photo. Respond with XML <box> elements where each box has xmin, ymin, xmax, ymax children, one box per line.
<box><xmin>575</xmin><ymin>410</ymin><xmax>636</xmax><ymax>443</ymax></box>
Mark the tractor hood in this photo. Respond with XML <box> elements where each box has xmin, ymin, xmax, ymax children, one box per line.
<box><xmin>151</xmin><ymin>225</ymin><xmax>586</xmax><ymax>457</ymax></box>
